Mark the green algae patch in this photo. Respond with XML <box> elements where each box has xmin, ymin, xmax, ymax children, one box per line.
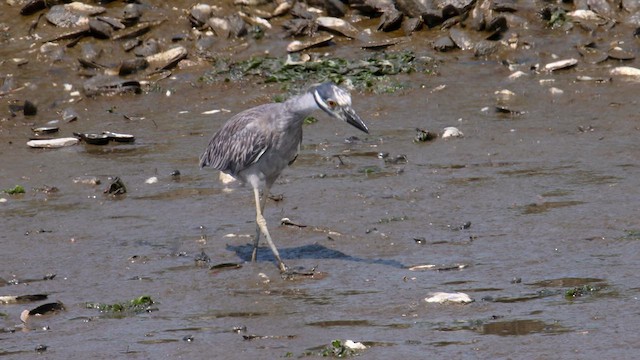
<box><xmin>203</xmin><ymin>51</ymin><xmax>436</xmax><ymax>93</ymax></box>
<box><xmin>85</xmin><ymin>295</ymin><xmax>154</xmax><ymax>315</ymax></box>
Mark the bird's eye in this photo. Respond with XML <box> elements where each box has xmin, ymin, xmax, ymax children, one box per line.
<box><xmin>327</xmin><ymin>100</ymin><xmax>337</xmax><ymax>107</ymax></box>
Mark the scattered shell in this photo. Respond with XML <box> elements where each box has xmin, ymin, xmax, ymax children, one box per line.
<box><xmin>576</xmin><ymin>45</ymin><xmax>608</xmax><ymax>64</ymax></box>
<box><xmin>145</xmin><ymin>177</ymin><xmax>158</xmax><ymax>184</ymax></box>
<box><xmin>425</xmin><ymin>292</ymin><xmax>473</xmax><ymax>304</ymax></box>
<box><xmin>442</xmin><ymin>127</ymin><xmax>464</xmax><ymax>138</ymax></box>
<box><xmin>287</xmin><ymin>34</ymin><xmax>334</xmax><ymax>52</ymax></box>
<box><xmin>238</xmin><ymin>12</ymin><xmax>271</xmax><ymax>30</ymax></box>
<box><xmin>73</xmin><ymin>132</ymin><xmax>110</xmax><ymax>145</ymax></box>
<box><xmin>112</xmin><ymin>21</ymin><xmax>160</xmax><ymax>41</ymax></box>
<box><xmin>316</xmin><ymin>17</ymin><xmax>359</xmax><ymax>38</ymax></box>
<box><xmin>208</xmin><ymin>17</ymin><xmax>231</xmax><ymax>38</ymax></box>
<box><xmin>103</xmin><ymin>131</ymin><xmax>135</xmax><ymax>142</ymax></box>
<box><xmin>361</xmin><ymin>37</ymin><xmax>408</xmax><ymax>49</ymax></box>
<box><xmin>495</xmin><ymin>89</ymin><xmax>516</xmax><ymax>101</ymax></box>
<box><xmin>32</xmin><ymin>126</ymin><xmax>59</xmax><ymax>134</ymax></box>
<box><xmin>610</xmin><ymin>66</ymin><xmax>640</xmax><ymax>77</ymax></box>
<box><xmin>189</xmin><ymin>3</ymin><xmax>213</xmax><ymax>27</ymax></box>
<box><xmin>62</xmin><ymin>108</ymin><xmax>79</xmax><ymax>122</ymax></box>
<box><xmin>408</xmin><ymin>264</ymin><xmax>436</xmax><ymax>271</ymax></box>
<box><xmin>145</xmin><ymin>46</ymin><xmax>188</xmax><ymax>71</ymax></box>
<box><xmin>73</xmin><ymin>176</ymin><xmax>101</xmax><ymax>185</ymax></box>
<box><xmin>0</xmin><ymin>294</ymin><xmax>48</xmax><ymax>304</ymax></box>
<box><xmin>567</xmin><ymin>10</ymin><xmax>604</xmax><ymax>22</ymax></box>
<box><xmin>549</xmin><ymin>87</ymin><xmax>563</xmax><ymax>95</ymax></box>
<box><xmin>83</xmin><ymin>75</ymin><xmax>141</xmax><ymax>96</ymax></box>
<box><xmin>272</xmin><ymin>2</ymin><xmax>292</xmax><ymax>17</ymax></box>
<box><xmin>27</xmin><ymin>137</ymin><xmax>79</xmax><ymax>148</ymax></box>
<box><xmin>544</xmin><ymin>58</ymin><xmax>578</xmax><ymax>72</ymax></box>
<box><xmin>344</xmin><ymin>340</ymin><xmax>367</xmax><ymax>350</ymax></box>
<box><xmin>608</xmin><ymin>47</ymin><xmax>635</xmax><ymax>61</ymax></box>
<box><xmin>508</xmin><ymin>70</ymin><xmax>527</xmax><ymax>80</ymax></box>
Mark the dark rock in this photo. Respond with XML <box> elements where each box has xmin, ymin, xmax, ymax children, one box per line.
<box><xmin>24</xmin><ymin>100</ymin><xmax>37</xmax><ymax>116</ymax></box>
<box><xmin>105</xmin><ymin>177</ymin><xmax>127</xmax><ymax>195</ymax></box>
<box><xmin>473</xmin><ymin>39</ymin><xmax>499</xmax><ymax>56</ymax></box>
<box><xmin>378</xmin><ymin>9</ymin><xmax>403</xmax><ymax>32</ymax></box>
<box><xmin>324</xmin><ymin>0</ymin><xmax>348</xmax><ymax>17</ymax></box>
<box><xmin>422</xmin><ymin>10</ymin><xmax>444</xmax><ymax>28</ymax></box>
<box><xmin>283</xmin><ymin>18</ymin><xmax>317</xmax><ymax>37</ymax></box>
<box><xmin>228</xmin><ymin>14</ymin><xmax>248</xmax><ymax>38</ymax></box>
<box><xmin>433</xmin><ymin>35</ymin><xmax>455</xmax><ymax>51</ymax></box>
<box><xmin>396</xmin><ymin>0</ymin><xmax>429</xmax><ymax>18</ymax></box>
<box><xmin>441</xmin><ymin>4</ymin><xmax>460</xmax><ymax>20</ymax></box>
<box><xmin>119</xmin><ymin>58</ymin><xmax>149</xmax><ymax>75</ymax></box>
<box><xmin>133</xmin><ymin>38</ymin><xmax>159</xmax><ymax>57</ymax></box>
<box><xmin>122</xmin><ymin>3</ymin><xmax>142</xmax><ymax>26</ymax></box>
<box><xmin>486</xmin><ymin>16</ymin><xmax>508</xmax><ymax>33</ymax></box>
<box><xmin>449</xmin><ymin>27</ymin><xmax>473</xmax><ymax>50</ymax></box>
<box><xmin>402</xmin><ymin>17</ymin><xmax>423</xmax><ymax>35</ymax></box>
<box><xmin>89</xmin><ymin>18</ymin><xmax>113</xmax><ymax>39</ymax></box>
<box><xmin>291</xmin><ymin>2</ymin><xmax>315</xmax><ymax>19</ymax></box>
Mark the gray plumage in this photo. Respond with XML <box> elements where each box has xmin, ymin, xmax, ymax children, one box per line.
<box><xmin>200</xmin><ymin>82</ymin><xmax>369</xmax><ymax>272</ymax></box>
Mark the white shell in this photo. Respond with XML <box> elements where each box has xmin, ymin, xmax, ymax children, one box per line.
<box><xmin>544</xmin><ymin>58</ymin><xmax>578</xmax><ymax>71</ymax></box>
<box><xmin>610</xmin><ymin>66</ymin><xmax>640</xmax><ymax>77</ymax></box>
<box><xmin>425</xmin><ymin>292</ymin><xmax>473</xmax><ymax>304</ymax></box>
<box><xmin>316</xmin><ymin>17</ymin><xmax>359</xmax><ymax>38</ymax></box>
<box><xmin>442</xmin><ymin>127</ymin><xmax>464</xmax><ymax>138</ymax></box>
<box><xmin>286</xmin><ymin>34</ymin><xmax>333</xmax><ymax>53</ymax></box>
<box><xmin>344</xmin><ymin>340</ymin><xmax>366</xmax><ymax>350</ymax></box>
<box><xmin>27</xmin><ymin>137</ymin><xmax>79</xmax><ymax>148</ymax></box>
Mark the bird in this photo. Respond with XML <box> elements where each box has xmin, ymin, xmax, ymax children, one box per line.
<box><xmin>200</xmin><ymin>82</ymin><xmax>369</xmax><ymax>273</ymax></box>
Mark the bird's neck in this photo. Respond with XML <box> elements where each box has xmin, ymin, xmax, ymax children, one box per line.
<box><xmin>285</xmin><ymin>91</ymin><xmax>319</xmax><ymax>118</ymax></box>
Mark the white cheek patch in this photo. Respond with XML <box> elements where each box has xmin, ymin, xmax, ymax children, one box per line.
<box><xmin>313</xmin><ymin>90</ymin><xmax>328</xmax><ymax>108</ymax></box>
<box><xmin>334</xmin><ymin>88</ymin><xmax>352</xmax><ymax>106</ymax></box>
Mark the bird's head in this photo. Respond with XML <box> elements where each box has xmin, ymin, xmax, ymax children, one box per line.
<box><xmin>312</xmin><ymin>83</ymin><xmax>369</xmax><ymax>134</ymax></box>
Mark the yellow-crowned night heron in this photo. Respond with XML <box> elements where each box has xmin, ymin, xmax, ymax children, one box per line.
<box><xmin>200</xmin><ymin>82</ymin><xmax>369</xmax><ymax>272</ymax></box>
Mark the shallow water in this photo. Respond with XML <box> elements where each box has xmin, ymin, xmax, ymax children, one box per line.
<box><xmin>2</xmin><ymin>2</ymin><xmax>640</xmax><ymax>359</ymax></box>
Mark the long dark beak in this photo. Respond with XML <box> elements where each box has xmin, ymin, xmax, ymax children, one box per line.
<box><xmin>342</xmin><ymin>106</ymin><xmax>369</xmax><ymax>134</ymax></box>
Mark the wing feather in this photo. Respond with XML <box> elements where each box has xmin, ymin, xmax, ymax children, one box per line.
<box><xmin>200</xmin><ymin>106</ymin><xmax>271</xmax><ymax>176</ymax></box>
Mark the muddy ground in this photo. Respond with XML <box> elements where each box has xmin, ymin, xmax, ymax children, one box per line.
<box><xmin>1</xmin><ymin>1</ymin><xmax>640</xmax><ymax>358</ymax></box>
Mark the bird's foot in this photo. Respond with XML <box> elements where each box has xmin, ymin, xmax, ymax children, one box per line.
<box><xmin>280</xmin><ymin>264</ymin><xmax>318</xmax><ymax>280</ymax></box>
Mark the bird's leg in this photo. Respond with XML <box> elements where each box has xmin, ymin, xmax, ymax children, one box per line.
<box><xmin>251</xmin><ymin>188</ymin><xmax>267</xmax><ymax>262</ymax></box>
<box><xmin>252</xmin><ymin>187</ymin><xmax>288</xmax><ymax>272</ymax></box>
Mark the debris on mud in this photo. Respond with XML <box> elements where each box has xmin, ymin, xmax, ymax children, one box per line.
<box><xmin>85</xmin><ymin>295</ymin><xmax>154</xmax><ymax>315</ymax></box>
<box><xmin>3</xmin><ymin>185</ymin><xmax>25</xmax><ymax>195</ymax></box>
<box><xmin>413</xmin><ymin>128</ymin><xmax>437</xmax><ymax>143</ymax></box>
<box><xmin>104</xmin><ymin>176</ymin><xmax>127</xmax><ymax>195</ymax></box>
<box><xmin>320</xmin><ymin>339</ymin><xmax>367</xmax><ymax>357</ymax></box>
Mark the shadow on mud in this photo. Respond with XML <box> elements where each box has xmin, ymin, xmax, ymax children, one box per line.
<box><xmin>226</xmin><ymin>243</ymin><xmax>406</xmax><ymax>269</ymax></box>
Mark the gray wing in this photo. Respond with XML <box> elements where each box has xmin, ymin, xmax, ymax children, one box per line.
<box><xmin>200</xmin><ymin>106</ymin><xmax>271</xmax><ymax>176</ymax></box>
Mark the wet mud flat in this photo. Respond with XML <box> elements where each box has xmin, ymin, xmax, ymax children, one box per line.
<box><xmin>2</xmin><ymin>0</ymin><xmax>640</xmax><ymax>358</ymax></box>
